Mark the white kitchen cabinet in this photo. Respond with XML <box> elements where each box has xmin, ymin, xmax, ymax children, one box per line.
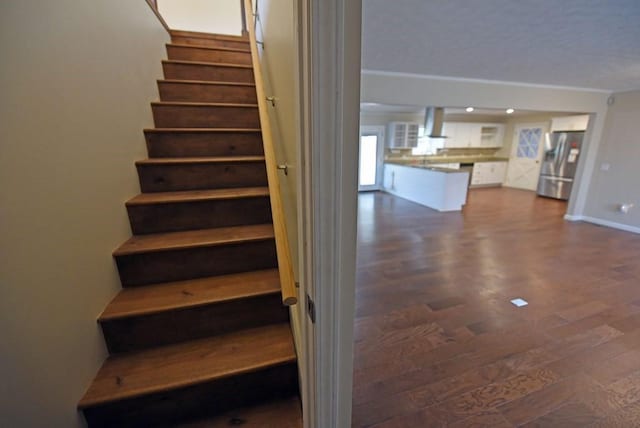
<box><xmin>387</xmin><ymin>122</ymin><xmax>420</xmax><ymax>148</ymax></box>
<box><xmin>471</xmin><ymin>161</ymin><xmax>507</xmax><ymax>186</ymax></box>
<box><xmin>442</xmin><ymin>122</ymin><xmax>460</xmax><ymax>147</ymax></box>
<box><xmin>480</xmin><ymin>124</ymin><xmax>505</xmax><ymax>147</ymax></box>
<box><xmin>550</xmin><ymin>115</ymin><xmax>590</xmax><ymax>132</ymax></box>
<box><xmin>444</xmin><ymin>122</ymin><xmax>504</xmax><ymax>148</ymax></box>
<box><xmin>443</xmin><ymin>123</ymin><xmax>468</xmax><ymax>147</ymax></box>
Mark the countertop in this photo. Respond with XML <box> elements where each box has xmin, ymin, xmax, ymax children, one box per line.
<box><xmin>384</xmin><ymin>161</ymin><xmax>469</xmax><ymax>174</ymax></box>
<box><xmin>425</xmin><ymin>156</ymin><xmax>509</xmax><ymax>163</ymax></box>
<box><xmin>386</xmin><ymin>156</ymin><xmax>509</xmax><ymax>165</ymax></box>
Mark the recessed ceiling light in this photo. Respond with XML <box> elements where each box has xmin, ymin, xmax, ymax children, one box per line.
<box><xmin>465</xmin><ymin>107</ymin><xmax>474</xmax><ymax>112</ymax></box>
<box><xmin>506</xmin><ymin>108</ymin><xmax>515</xmax><ymax>114</ymax></box>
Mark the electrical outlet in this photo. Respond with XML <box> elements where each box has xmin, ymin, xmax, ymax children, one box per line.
<box><xmin>600</xmin><ymin>163</ymin><xmax>611</xmax><ymax>171</ymax></box>
<box><xmin>620</xmin><ymin>203</ymin><xmax>634</xmax><ymax>214</ymax></box>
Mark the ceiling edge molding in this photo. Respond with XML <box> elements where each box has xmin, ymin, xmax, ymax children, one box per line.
<box><xmin>361</xmin><ymin>69</ymin><xmax>613</xmax><ymax>94</ymax></box>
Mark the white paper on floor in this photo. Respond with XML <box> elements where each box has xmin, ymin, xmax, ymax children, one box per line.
<box><xmin>510</xmin><ymin>298</ymin><xmax>528</xmax><ymax>307</ymax></box>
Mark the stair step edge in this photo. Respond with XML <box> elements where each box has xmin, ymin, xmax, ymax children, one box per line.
<box><xmin>135</xmin><ymin>156</ymin><xmax>265</xmax><ymax>165</ymax></box>
<box><xmin>77</xmin><ymin>324</ymin><xmax>295</xmax><ymax>409</ymax></box>
<box><xmin>99</xmin><ymin>270</ymin><xmax>281</xmax><ymax>321</ymax></box>
<box><xmin>79</xmin><ymin>356</ymin><xmax>296</xmax><ymax>409</ymax></box>
<box><xmin>170</xmin><ymin>30</ymin><xmax>249</xmax><ymax>42</ymax></box>
<box><xmin>159</xmin><ymin>79</ymin><xmax>256</xmax><ymax>87</ymax></box>
<box><xmin>126</xmin><ymin>187</ymin><xmax>270</xmax><ymax>206</ymax></box>
<box><xmin>162</xmin><ymin>59</ymin><xmax>253</xmax><ymax>69</ymax></box>
<box><xmin>167</xmin><ymin>43</ymin><xmax>251</xmax><ymax>53</ymax></box>
<box><xmin>113</xmin><ymin>224</ymin><xmax>275</xmax><ymax>257</ymax></box>
<box><xmin>144</xmin><ymin>128</ymin><xmax>261</xmax><ymax>133</ymax></box>
<box><xmin>151</xmin><ymin>101</ymin><xmax>258</xmax><ymax>108</ymax></box>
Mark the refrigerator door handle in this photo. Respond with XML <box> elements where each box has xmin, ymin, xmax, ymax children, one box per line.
<box><xmin>556</xmin><ymin>134</ymin><xmax>566</xmax><ymax>170</ymax></box>
<box><xmin>541</xmin><ymin>176</ymin><xmax>573</xmax><ymax>182</ymax></box>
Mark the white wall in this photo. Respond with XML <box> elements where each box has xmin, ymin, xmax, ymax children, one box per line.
<box><xmin>584</xmin><ymin>89</ymin><xmax>640</xmax><ymax>231</ymax></box>
<box><xmin>360</xmin><ymin>111</ymin><xmax>422</xmax><ymax>128</ymax></box>
<box><xmin>0</xmin><ymin>1</ymin><xmax>169</xmax><ymax>426</ymax></box>
<box><xmin>361</xmin><ymin>70</ymin><xmax>611</xmax><ymax>217</ymax></box>
<box><xmin>158</xmin><ymin>0</ymin><xmax>242</xmax><ymax>35</ymax></box>
<box><xmin>253</xmin><ymin>0</ymin><xmax>306</xmax><ymax>408</ymax></box>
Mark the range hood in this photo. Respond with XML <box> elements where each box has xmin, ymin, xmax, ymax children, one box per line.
<box><xmin>423</xmin><ymin>107</ymin><xmax>447</xmax><ymax>138</ymax></box>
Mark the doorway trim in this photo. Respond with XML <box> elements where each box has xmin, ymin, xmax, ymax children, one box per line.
<box><xmin>298</xmin><ymin>0</ymin><xmax>362</xmax><ymax>426</ymax></box>
<box><xmin>358</xmin><ymin>125</ymin><xmax>385</xmax><ymax>191</ymax></box>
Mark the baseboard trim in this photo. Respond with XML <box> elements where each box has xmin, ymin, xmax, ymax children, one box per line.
<box><xmin>564</xmin><ymin>214</ymin><xmax>640</xmax><ymax>234</ymax></box>
<box><xmin>563</xmin><ymin>214</ymin><xmax>583</xmax><ymax>221</ymax></box>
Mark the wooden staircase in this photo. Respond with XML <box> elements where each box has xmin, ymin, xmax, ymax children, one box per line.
<box><xmin>78</xmin><ymin>29</ymin><xmax>301</xmax><ymax>427</ymax></box>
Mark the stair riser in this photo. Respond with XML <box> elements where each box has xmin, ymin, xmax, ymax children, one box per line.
<box><xmin>115</xmin><ymin>240</ymin><xmax>277</xmax><ymax>286</ymax></box>
<box><xmin>163</xmin><ymin>62</ymin><xmax>254</xmax><ymax>83</ymax></box>
<box><xmin>101</xmin><ymin>293</ymin><xmax>288</xmax><ymax>353</ymax></box>
<box><xmin>137</xmin><ymin>162</ymin><xmax>267</xmax><ymax>192</ymax></box>
<box><xmin>171</xmin><ymin>35</ymin><xmax>249</xmax><ymax>50</ymax></box>
<box><xmin>158</xmin><ymin>82</ymin><xmax>257</xmax><ymax>104</ymax></box>
<box><xmin>152</xmin><ymin>104</ymin><xmax>260</xmax><ymax>128</ymax></box>
<box><xmin>167</xmin><ymin>45</ymin><xmax>252</xmax><ymax>65</ymax></box>
<box><xmin>145</xmin><ymin>131</ymin><xmax>264</xmax><ymax>157</ymax></box>
<box><xmin>127</xmin><ymin>197</ymin><xmax>272</xmax><ymax>234</ymax></box>
<box><xmin>82</xmin><ymin>362</ymin><xmax>298</xmax><ymax>428</ymax></box>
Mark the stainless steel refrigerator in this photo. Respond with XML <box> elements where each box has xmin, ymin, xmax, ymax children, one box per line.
<box><xmin>537</xmin><ymin>131</ymin><xmax>584</xmax><ymax>200</ymax></box>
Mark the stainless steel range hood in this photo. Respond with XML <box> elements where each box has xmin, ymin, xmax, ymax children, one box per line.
<box><xmin>424</xmin><ymin>107</ymin><xmax>447</xmax><ymax>138</ymax></box>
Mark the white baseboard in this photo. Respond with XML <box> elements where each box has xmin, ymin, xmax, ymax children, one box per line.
<box><xmin>563</xmin><ymin>214</ymin><xmax>583</xmax><ymax>221</ymax></box>
<box><xmin>564</xmin><ymin>214</ymin><xmax>640</xmax><ymax>234</ymax></box>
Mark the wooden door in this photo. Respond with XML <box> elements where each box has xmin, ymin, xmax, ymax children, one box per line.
<box><xmin>505</xmin><ymin>123</ymin><xmax>548</xmax><ymax>190</ymax></box>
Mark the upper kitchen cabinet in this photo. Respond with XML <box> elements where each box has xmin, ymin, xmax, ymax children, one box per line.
<box><xmin>479</xmin><ymin>124</ymin><xmax>505</xmax><ymax>147</ymax></box>
<box><xmin>387</xmin><ymin>122</ymin><xmax>420</xmax><ymax>148</ymax></box>
<box><xmin>443</xmin><ymin>122</ymin><xmax>480</xmax><ymax>147</ymax></box>
<box><xmin>443</xmin><ymin>122</ymin><xmax>504</xmax><ymax>148</ymax></box>
<box><xmin>550</xmin><ymin>115</ymin><xmax>590</xmax><ymax>132</ymax></box>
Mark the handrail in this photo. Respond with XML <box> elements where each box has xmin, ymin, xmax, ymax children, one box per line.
<box><xmin>243</xmin><ymin>0</ymin><xmax>297</xmax><ymax>306</ymax></box>
<box><xmin>239</xmin><ymin>0</ymin><xmax>248</xmax><ymax>36</ymax></box>
<box><xmin>144</xmin><ymin>0</ymin><xmax>170</xmax><ymax>33</ymax></box>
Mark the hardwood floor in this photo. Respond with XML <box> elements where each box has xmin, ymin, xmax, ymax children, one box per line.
<box><xmin>352</xmin><ymin>188</ymin><xmax>640</xmax><ymax>427</ymax></box>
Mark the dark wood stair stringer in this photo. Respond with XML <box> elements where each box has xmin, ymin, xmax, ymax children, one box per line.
<box><xmin>78</xmin><ymin>27</ymin><xmax>300</xmax><ymax>427</ymax></box>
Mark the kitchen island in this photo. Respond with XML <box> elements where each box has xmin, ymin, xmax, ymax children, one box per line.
<box><xmin>383</xmin><ymin>162</ymin><xmax>470</xmax><ymax>212</ymax></box>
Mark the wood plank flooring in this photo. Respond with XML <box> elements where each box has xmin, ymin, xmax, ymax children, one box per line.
<box><xmin>352</xmin><ymin>188</ymin><xmax>640</xmax><ymax>427</ymax></box>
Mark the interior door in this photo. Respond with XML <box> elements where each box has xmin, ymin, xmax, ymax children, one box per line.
<box><xmin>505</xmin><ymin>123</ymin><xmax>548</xmax><ymax>191</ymax></box>
<box><xmin>358</xmin><ymin>126</ymin><xmax>384</xmax><ymax>191</ymax></box>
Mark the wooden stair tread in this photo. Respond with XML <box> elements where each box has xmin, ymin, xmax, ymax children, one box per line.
<box><xmin>127</xmin><ymin>187</ymin><xmax>269</xmax><ymax>206</ymax></box>
<box><xmin>100</xmin><ymin>269</ymin><xmax>280</xmax><ymax>320</ymax></box>
<box><xmin>162</xmin><ymin>59</ymin><xmax>253</xmax><ymax>69</ymax></box>
<box><xmin>113</xmin><ymin>224</ymin><xmax>274</xmax><ymax>256</ymax></box>
<box><xmin>78</xmin><ymin>323</ymin><xmax>295</xmax><ymax>408</ymax></box>
<box><xmin>144</xmin><ymin>128</ymin><xmax>261</xmax><ymax>133</ymax></box>
<box><xmin>168</xmin><ymin>43</ymin><xmax>251</xmax><ymax>53</ymax></box>
<box><xmin>177</xmin><ymin>396</ymin><xmax>302</xmax><ymax>428</ymax></box>
<box><xmin>170</xmin><ymin>30</ymin><xmax>249</xmax><ymax>42</ymax></box>
<box><xmin>151</xmin><ymin>101</ymin><xmax>258</xmax><ymax>108</ymax></box>
<box><xmin>136</xmin><ymin>156</ymin><xmax>265</xmax><ymax>165</ymax></box>
<box><xmin>159</xmin><ymin>79</ymin><xmax>256</xmax><ymax>87</ymax></box>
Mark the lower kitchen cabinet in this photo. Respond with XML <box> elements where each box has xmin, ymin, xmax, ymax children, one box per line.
<box><xmin>471</xmin><ymin>161</ymin><xmax>507</xmax><ymax>187</ymax></box>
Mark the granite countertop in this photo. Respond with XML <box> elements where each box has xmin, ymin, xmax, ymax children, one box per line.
<box><xmin>385</xmin><ymin>162</ymin><xmax>469</xmax><ymax>174</ymax></box>
<box><xmin>386</xmin><ymin>156</ymin><xmax>509</xmax><ymax>165</ymax></box>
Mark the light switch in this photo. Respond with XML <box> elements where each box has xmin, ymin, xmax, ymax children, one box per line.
<box><xmin>600</xmin><ymin>163</ymin><xmax>610</xmax><ymax>171</ymax></box>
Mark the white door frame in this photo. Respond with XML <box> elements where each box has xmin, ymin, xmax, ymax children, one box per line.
<box><xmin>358</xmin><ymin>125</ymin><xmax>385</xmax><ymax>191</ymax></box>
<box><xmin>297</xmin><ymin>0</ymin><xmax>361</xmax><ymax>427</ymax></box>
<box><xmin>505</xmin><ymin>122</ymin><xmax>549</xmax><ymax>191</ymax></box>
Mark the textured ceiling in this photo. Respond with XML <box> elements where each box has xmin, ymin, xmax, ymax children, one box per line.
<box><xmin>362</xmin><ymin>0</ymin><xmax>640</xmax><ymax>91</ymax></box>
